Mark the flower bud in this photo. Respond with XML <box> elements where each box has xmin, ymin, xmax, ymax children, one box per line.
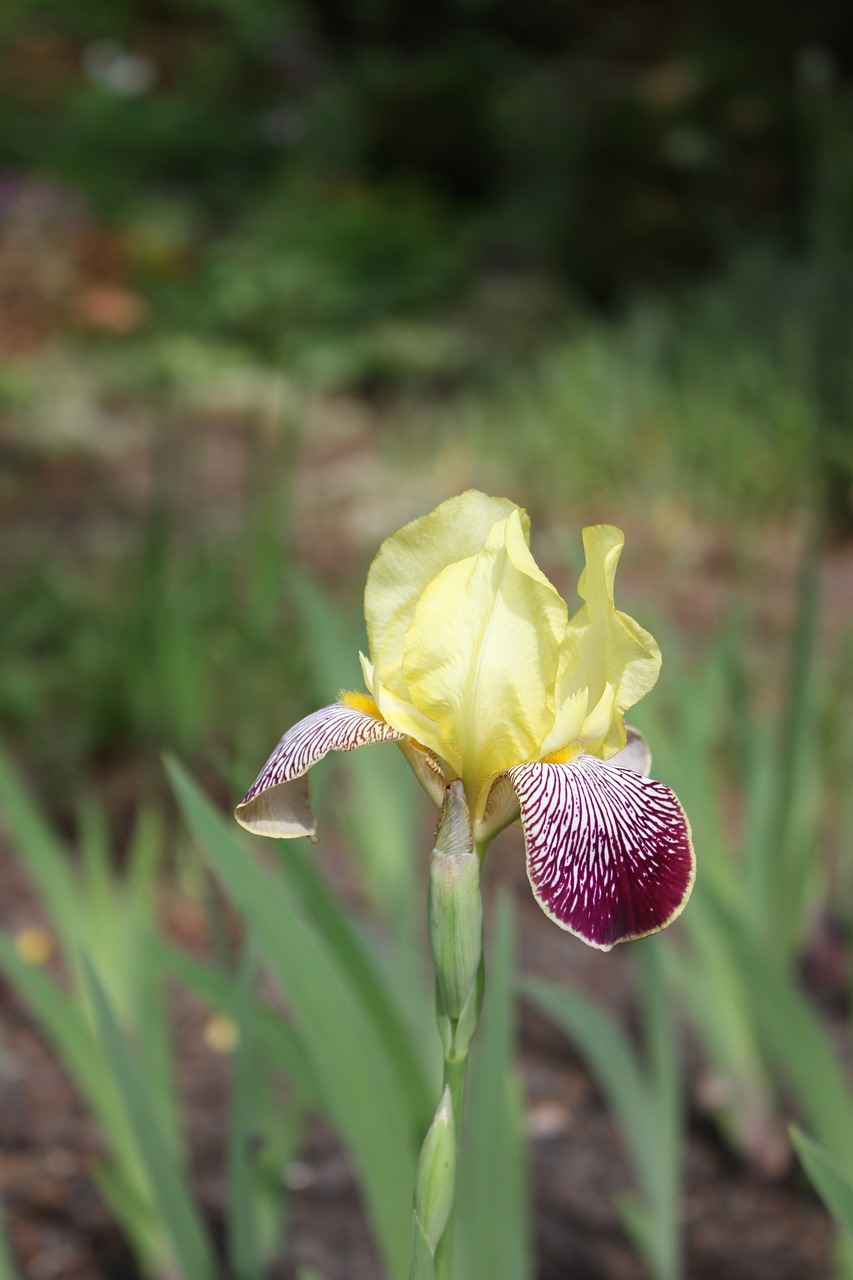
<box><xmin>428</xmin><ymin>783</ymin><xmax>483</xmax><ymax>1023</ymax></box>
<box><xmin>413</xmin><ymin>1085</ymin><xmax>456</xmax><ymax>1255</ymax></box>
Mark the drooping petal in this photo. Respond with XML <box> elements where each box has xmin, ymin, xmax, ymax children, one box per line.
<box><xmin>508</xmin><ymin>755</ymin><xmax>694</xmax><ymax>950</ymax></box>
<box><xmin>553</xmin><ymin>525</ymin><xmax>661</xmax><ymax>759</ymax></box>
<box><xmin>234</xmin><ymin>702</ymin><xmax>403</xmax><ymax>839</ymax></box>
<box><xmin>364</xmin><ymin>491</ymin><xmax>522</xmax><ymax>703</ymax></box>
<box><xmin>402</xmin><ymin>508</ymin><xmax>567</xmax><ymax>797</ymax></box>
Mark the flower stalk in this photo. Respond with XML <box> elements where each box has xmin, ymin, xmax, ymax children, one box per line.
<box><xmin>412</xmin><ymin>783</ymin><xmax>485</xmax><ymax>1280</ymax></box>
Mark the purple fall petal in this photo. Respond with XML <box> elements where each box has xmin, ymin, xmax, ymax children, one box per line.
<box><xmin>509</xmin><ymin>755</ymin><xmax>694</xmax><ymax>950</ymax></box>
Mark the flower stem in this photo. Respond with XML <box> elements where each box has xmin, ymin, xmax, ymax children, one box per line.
<box><xmin>412</xmin><ymin>788</ymin><xmax>488</xmax><ymax>1280</ymax></box>
<box><xmin>433</xmin><ymin>1031</ymin><xmax>469</xmax><ymax>1280</ymax></box>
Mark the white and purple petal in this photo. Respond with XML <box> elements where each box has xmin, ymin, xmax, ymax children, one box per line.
<box><xmin>508</xmin><ymin>755</ymin><xmax>694</xmax><ymax>950</ymax></box>
<box><xmin>235</xmin><ymin>703</ymin><xmax>404</xmax><ymax>840</ymax></box>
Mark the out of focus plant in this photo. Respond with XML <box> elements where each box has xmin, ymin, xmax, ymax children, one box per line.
<box><xmin>527</xmin><ymin>941</ymin><xmax>684</xmax><ymax>1280</ymax></box>
<box><xmin>792</xmin><ymin>1128</ymin><xmax>853</xmax><ymax>1270</ymax></box>
<box><xmin>0</xmin><ymin>421</ymin><xmax>303</xmax><ymax>807</ymax></box>
<box><xmin>0</xmin><ymin>1199</ymin><xmax>20</xmax><ymax>1280</ymax></box>
<box><xmin>0</xmin><ymin>748</ymin><xmax>298</xmax><ymax>1279</ymax></box>
<box><xmin>631</xmin><ymin>547</ymin><xmax>853</xmax><ymax>1272</ymax></box>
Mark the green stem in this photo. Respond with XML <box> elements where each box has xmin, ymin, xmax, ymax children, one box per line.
<box><xmin>433</xmin><ymin>1052</ymin><xmax>467</xmax><ymax>1280</ymax></box>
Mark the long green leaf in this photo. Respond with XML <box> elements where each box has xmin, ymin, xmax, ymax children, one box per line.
<box><xmin>524</xmin><ymin>979</ymin><xmax>649</xmax><ymax>1170</ymax></box>
<box><xmin>457</xmin><ymin>893</ymin><xmax>531</xmax><ymax>1280</ymax></box>
<box><xmin>792</xmin><ymin>1128</ymin><xmax>853</xmax><ymax>1234</ymax></box>
<box><xmin>0</xmin><ymin>935</ymin><xmax>140</xmax><ymax>1180</ymax></box>
<box><xmin>282</xmin><ymin>842</ymin><xmax>434</xmax><ymax>1125</ymax></box>
<box><xmin>0</xmin><ymin>746</ymin><xmax>79</xmax><ymax>959</ymax></box>
<box><xmin>167</xmin><ymin>757</ymin><xmax>417</xmax><ymax>1280</ymax></box>
<box><xmin>227</xmin><ymin>944</ymin><xmax>261</xmax><ymax>1280</ymax></box>
<box><xmin>526</xmin><ymin>943</ymin><xmax>684</xmax><ymax>1280</ymax></box>
<box><xmin>153</xmin><ymin>939</ymin><xmax>319</xmax><ymax>1104</ymax></box>
<box><xmin>702</xmin><ymin>887</ymin><xmax>853</xmax><ymax>1171</ymax></box>
<box><xmin>85</xmin><ymin>960</ymin><xmax>219</xmax><ymax>1280</ymax></box>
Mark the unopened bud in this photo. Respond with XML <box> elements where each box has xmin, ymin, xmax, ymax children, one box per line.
<box><xmin>413</xmin><ymin>1085</ymin><xmax>456</xmax><ymax>1255</ymax></box>
<box><xmin>428</xmin><ymin>783</ymin><xmax>483</xmax><ymax>1023</ymax></box>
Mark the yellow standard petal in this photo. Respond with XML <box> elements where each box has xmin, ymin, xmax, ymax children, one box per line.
<box><xmin>401</xmin><ymin>507</ymin><xmax>567</xmax><ymax>803</ymax></box>
<box><xmin>556</xmin><ymin>524</ymin><xmax>661</xmax><ymax>759</ymax></box>
<box><xmin>364</xmin><ymin>490</ymin><xmax>522</xmax><ymax>704</ymax></box>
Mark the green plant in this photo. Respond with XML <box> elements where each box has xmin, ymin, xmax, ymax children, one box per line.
<box><xmin>527</xmin><ymin>941</ymin><xmax>683</xmax><ymax>1280</ymax></box>
<box><xmin>0</xmin><ymin>748</ymin><xmax>298</xmax><ymax>1278</ymax></box>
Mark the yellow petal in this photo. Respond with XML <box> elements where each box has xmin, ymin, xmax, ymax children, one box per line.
<box><xmin>401</xmin><ymin>508</ymin><xmax>567</xmax><ymax>799</ymax></box>
<box><xmin>364</xmin><ymin>491</ymin><xmax>523</xmax><ymax>702</ymax></box>
<box><xmin>558</xmin><ymin>525</ymin><xmax>661</xmax><ymax>758</ymax></box>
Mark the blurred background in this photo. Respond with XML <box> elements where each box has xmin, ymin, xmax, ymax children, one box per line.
<box><xmin>2</xmin><ymin>0</ymin><xmax>853</xmax><ymax>1277</ymax></box>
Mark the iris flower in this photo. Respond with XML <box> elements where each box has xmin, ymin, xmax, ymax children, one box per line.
<box><xmin>235</xmin><ymin>491</ymin><xmax>694</xmax><ymax>950</ymax></box>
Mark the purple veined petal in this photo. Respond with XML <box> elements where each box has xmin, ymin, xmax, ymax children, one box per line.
<box><xmin>508</xmin><ymin>755</ymin><xmax>694</xmax><ymax>950</ymax></box>
<box><xmin>235</xmin><ymin>702</ymin><xmax>404</xmax><ymax>839</ymax></box>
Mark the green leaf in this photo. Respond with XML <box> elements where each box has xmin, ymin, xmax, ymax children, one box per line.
<box><xmin>702</xmin><ymin>886</ymin><xmax>853</xmax><ymax>1174</ymax></box>
<box><xmin>791</xmin><ymin>1128</ymin><xmax>853</xmax><ymax>1235</ymax></box>
<box><xmin>0</xmin><ymin>934</ymin><xmax>141</xmax><ymax>1179</ymax></box>
<box><xmin>85</xmin><ymin>960</ymin><xmax>219</xmax><ymax>1280</ymax></box>
<box><xmin>525</xmin><ymin>979</ymin><xmax>649</xmax><ymax>1170</ymax></box>
<box><xmin>153</xmin><ymin>939</ymin><xmax>320</xmax><ymax>1104</ymax></box>
<box><xmin>227</xmin><ymin>943</ymin><xmax>261</xmax><ymax>1280</ymax></box>
<box><xmin>456</xmin><ymin>893</ymin><xmax>531</xmax><ymax>1280</ymax></box>
<box><xmin>526</xmin><ymin>941</ymin><xmax>683</xmax><ymax>1280</ymax></box>
<box><xmin>282</xmin><ymin>841</ymin><xmax>434</xmax><ymax>1126</ymax></box>
<box><xmin>0</xmin><ymin>745</ymin><xmax>79</xmax><ymax>960</ymax></box>
<box><xmin>167</xmin><ymin>757</ymin><xmax>417</xmax><ymax>1280</ymax></box>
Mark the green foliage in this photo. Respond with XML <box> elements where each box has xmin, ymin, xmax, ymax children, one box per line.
<box><xmin>0</xmin><ymin>756</ymin><xmax>189</xmax><ymax>1273</ymax></box>
<box><xmin>792</xmin><ymin>1129</ymin><xmax>853</xmax><ymax>1244</ymax></box>
<box><xmin>0</xmin><ymin>425</ymin><xmax>305</xmax><ymax>807</ymax></box>
<box><xmin>455</xmin><ymin>894</ymin><xmax>531</xmax><ymax>1280</ymax></box>
<box><xmin>85</xmin><ymin>961</ymin><xmax>219</xmax><ymax>1280</ymax></box>
<box><xmin>528</xmin><ymin>942</ymin><xmax>683</xmax><ymax>1280</ymax></box>
<box><xmin>175</xmin><ymin>179</ymin><xmax>478</xmax><ymax>372</ymax></box>
<box><xmin>168</xmin><ymin>756</ymin><xmax>425</xmax><ymax>1280</ymax></box>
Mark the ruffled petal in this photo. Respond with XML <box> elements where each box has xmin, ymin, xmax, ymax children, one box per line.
<box><xmin>508</xmin><ymin>755</ymin><xmax>694</xmax><ymax>950</ymax></box>
<box><xmin>364</xmin><ymin>491</ymin><xmax>521</xmax><ymax>703</ymax></box>
<box><xmin>402</xmin><ymin>508</ymin><xmax>567</xmax><ymax>797</ymax></box>
<box><xmin>235</xmin><ymin>702</ymin><xmax>404</xmax><ymax>839</ymax></box>
<box><xmin>555</xmin><ymin>525</ymin><xmax>661</xmax><ymax>759</ymax></box>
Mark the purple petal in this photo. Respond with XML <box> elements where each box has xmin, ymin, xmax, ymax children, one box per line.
<box><xmin>508</xmin><ymin>755</ymin><xmax>694</xmax><ymax>950</ymax></box>
<box><xmin>235</xmin><ymin>703</ymin><xmax>403</xmax><ymax>839</ymax></box>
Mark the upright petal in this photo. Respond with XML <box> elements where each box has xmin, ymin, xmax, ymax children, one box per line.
<box><xmin>364</xmin><ymin>490</ymin><xmax>522</xmax><ymax>702</ymax></box>
<box><xmin>235</xmin><ymin>702</ymin><xmax>403</xmax><ymax>839</ymax></box>
<box><xmin>403</xmin><ymin>509</ymin><xmax>567</xmax><ymax>798</ymax></box>
<box><xmin>508</xmin><ymin>755</ymin><xmax>694</xmax><ymax>950</ymax></box>
<box><xmin>557</xmin><ymin>525</ymin><xmax>661</xmax><ymax>758</ymax></box>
